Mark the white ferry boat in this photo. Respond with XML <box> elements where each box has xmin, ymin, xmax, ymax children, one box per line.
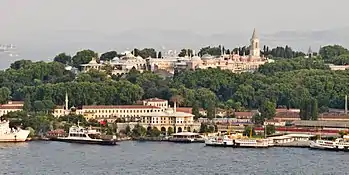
<box><xmin>234</xmin><ymin>138</ymin><xmax>269</xmax><ymax>148</ymax></box>
<box><xmin>310</xmin><ymin>138</ymin><xmax>349</xmax><ymax>151</ymax></box>
<box><xmin>51</xmin><ymin>122</ymin><xmax>117</xmax><ymax>145</ymax></box>
<box><xmin>205</xmin><ymin>131</ymin><xmax>271</xmax><ymax>148</ymax></box>
<box><xmin>0</xmin><ymin>119</ymin><xmax>30</xmax><ymax>142</ymax></box>
<box><xmin>168</xmin><ymin>132</ymin><xmax>205</xmax><ymax>143</ymax></box>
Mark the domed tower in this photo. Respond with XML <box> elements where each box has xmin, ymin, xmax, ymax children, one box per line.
<box><xmin>249</xmin><ymin>28</ymin><xmax>260</xmax><ymax>57</ymax></box>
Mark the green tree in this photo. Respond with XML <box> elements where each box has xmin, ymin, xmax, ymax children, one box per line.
<box><xmin>259</xmin><ymin>100</ymin><xmax>276</xmax><ymax>120</ymax></box>
<box><xmin>192</xmin><ymin>101</ymin><xmax>200</xmax><ymax>120</ymax></box>
<box><xmin>265</xmin><ymin>125</ymin><xmax>276</xmax><ymax>136</ymax></box>
<box><xmin>178</xmin><ymin>49</ymin><xmax>193</xmax><ymax>57</ymax></box>
<box><xmin>167</xmin><ymin>127</ymin><xmax>174</xmax><ymax>135</ymax></box>
<box><xmin>0</xmin><ymin>87</ymin><xmax>11</xmax><ymax>104</ymax></box>
<box><xmin>125</xmin><ymin>125</ymin><xmax>131</xmax><ymax>136</ymax></box>
<box><xmin>206</xmin><ymin>101</ymin><xmax>215</xmax><ymax>120</ymax></box>
<box><xmin>243</xmin><ymin>126</ymin><xmax>256</xmax><ymax>137</ymax></box>
<box><xmin>311</xmin><ymin>98</ymin><xmax>318</xmax><ymax>120</ymax></box>
<box><xmin>53</xmin><ymin>53</ymin><xmax>72</xmax><ymax>65</ymax></box>
<box><xmin>72</xmin><ymin>49</ymin><xmax>98</xmax><ymax>68</ymax></box>
<box><xmin>100</xmin><ymin>51</ymin><xmax>117</xmax><ymax>61</ymax></box>
<box><xmin>23</xmin><ymin>94</ymin><xmax>32</xmax><ymax>112</ymax></box>
<box><xmin>319</xmin><ymin>45</ymin><xmax>349</xmax><ymax>61</ymax></box>
<box><xmin>252</xmin><ymin>113</ymin><xmax>264</xmax><ymax>125</ymax></box>
<box><xmin>131</xmin><ymin>124</ymin><xmax>146</xmax><ymax>137</ymax></box>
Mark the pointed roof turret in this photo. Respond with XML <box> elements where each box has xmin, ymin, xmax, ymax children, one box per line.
<box><xmin>308</xmin><ymin>46</ymin><xmax>313</xmax><ymax>54</ymax></box>
<box><xmin>251</xmin><ymin>28</ymin><xmax>257</xmax><ymax>39</ymax></box>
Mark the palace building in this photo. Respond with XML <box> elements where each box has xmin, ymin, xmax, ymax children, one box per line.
<box><xmin>78</xmin><ymin>29</ymin><xmax>270</xmax><ymax>75</ymax></box>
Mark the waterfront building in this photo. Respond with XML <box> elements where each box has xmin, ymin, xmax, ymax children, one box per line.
<box><xmin>141</xmin><ymin>102</ymin><xmax>200</xmax><ymax>133</ymax></box>
<box><xmin>0</xmin><ymin>101</ymin><xmax>24</xmax><ymax>117</ymax></box>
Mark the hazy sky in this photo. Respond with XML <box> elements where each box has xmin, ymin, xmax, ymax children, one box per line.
<box><xmin>0</xmin><ymin>0</ymin><xmax>348</xmax><ymax>67</ymax></box>
<box><xmin>1</xmin><ymin>0</ymin><xmax>347</xmax><ymax>37</ymax></box>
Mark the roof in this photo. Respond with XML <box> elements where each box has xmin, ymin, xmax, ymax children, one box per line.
<box><xmin>293</xmin><ymin>120</ymin><xmax>349</xmax><ymax>128</ymax></box>
<box><xmin>82</xmin><ymin>105</ymin><xmax>161</xmax><ymax>109</ymax></box>
<box><xmin>143</xmin><ymin>98</ymin><xmax>167</xmax><ymax>102</ymax></box>
<box><xmin>0</xmin><ymin>105</ymin><xmax>23</xmax><ymax>109</ymax></box>
<box><xmin>234</xmin><ymin>112</ymin><xmax>254</xmax><ymax>117</ymax></box>
<box><xmin>143</xmin><ymin>108</ymin><xmax>194</xmax><ymax>117</ymax></box>
<box><xmin>285</xmin><ymin>134</ymin><xmax>315</xmax><ymax>138</ymax></box>
<box><xmin>251</xmin><ymin>28</ymin><xmax>257</xmax><ymax>39</ymax></box>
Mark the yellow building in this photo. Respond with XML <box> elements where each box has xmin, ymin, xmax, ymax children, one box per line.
<box><xmin>141</xmin><ymin>105</ymin><xmax>200</xmax><ymax>133</ymax></box>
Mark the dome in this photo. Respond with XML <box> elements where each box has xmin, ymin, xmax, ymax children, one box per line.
<box><xmin>121</xmin><ymin>53</ymin><xmax>135</xmax><ymax>60</ymax></box>
<box><xmin>191</xmin><ymin>56</ymin><xmax>201</xmax><ymax>61</ymax></box>
<box><xmin>88</xmin><ymin>58</ymin><xmax>98</xmax><ymax>64</ymax></box>
<box><xmin>201</xmin><ymin>54</ymin><xmax>213</xmax><ymax>60</ymax></box>
<box><xmin>111</xmin><ymin>56</ymin><xmax>120</xmax><ymax>62</ymax></box>
<box><xmin>136</xmin><ymin>56</ymin><xmax>143</xmax><ymax>60</ymax></box>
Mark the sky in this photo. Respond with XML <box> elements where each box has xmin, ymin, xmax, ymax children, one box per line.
<box><xmin>0</xmin><ymin>0</ymin><xmax>348</xmax><ymax>67</ymax></box>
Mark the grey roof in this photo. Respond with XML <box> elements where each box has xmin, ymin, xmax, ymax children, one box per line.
<box><xmin>293</xmin><ymin>120</ymin><xmax>349</xmax><ymax>128</ymax></box>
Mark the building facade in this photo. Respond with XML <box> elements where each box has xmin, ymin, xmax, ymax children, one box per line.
<box><xmin>0</xmin><ymin>101</ymin><xmax>24</xmax><ymax>117</ymax></box>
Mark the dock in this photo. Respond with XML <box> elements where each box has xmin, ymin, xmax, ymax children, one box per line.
<box><xmin>273</xmin><ymin>141</ymin><xmax>310</xmax><ymax>148</ymax></box>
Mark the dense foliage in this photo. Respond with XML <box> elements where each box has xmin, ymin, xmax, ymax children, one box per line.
<box><xmin>1</xmin><ymin>45</ymin><xmax>349</xmax><ymax>122</ymax></box>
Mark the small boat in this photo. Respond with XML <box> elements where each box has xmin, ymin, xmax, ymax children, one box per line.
<box><xmin>168</xmin><ymin>132</ymin><xmax>205</xmax><ymax>143</ymax></box>
<box><xmin>51</xmin><ymin>122</ymin><xmax>117</xmax><ymax>146</ymax></box>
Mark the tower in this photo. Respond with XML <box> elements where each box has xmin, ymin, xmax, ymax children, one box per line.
<box><xmin>308</xmin><ymin>46</ymin><xmax>313</xmax><ymax>58</ymax></box>
<box><xmin>249</xmin><ymin>28</ymin><xmax>260</xmax><ymax>57</ymax></box>
<box><xmin>65</xmin><ymin>91</ymin><xmax>69</xmax><ymax>113</ymax></box>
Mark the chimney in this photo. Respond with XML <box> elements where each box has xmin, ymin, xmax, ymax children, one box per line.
<box><xmin>174</xmin><ymin>101</ymin><xmax>177</xmax><ymax>112</ymax></box>
<box><xmin>345</xmin><ymin>95</ymin><xmax>348</xmax><ymax>115</ymax></box>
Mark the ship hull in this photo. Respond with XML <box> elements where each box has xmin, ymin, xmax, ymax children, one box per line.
<box><xmin>0</xmin><ymin>130</ymin><xmax>30</xmax><ymax>142</ymax></box>
<box><xmin>51</xmin><ymin>137</ymin><xmax>118</xmax><ymax>146</ymax></box>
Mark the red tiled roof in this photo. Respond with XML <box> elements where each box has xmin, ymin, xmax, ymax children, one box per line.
<box><xmin>7</xmin><ymin>101</ymin><xmax>24</xmax><ymax>104</ymax></box>
<box><xmin>234</xmin><ymin>112</ymin><xmax>253</xmax><ymax>117</ymax></box>
<box><xmin>0</xmin><ymin>106</ymin><xmax>23</xmax><ymax>109</ymax></box>
<box><xmin>82</xmin><ymin>105</ymin><xmax>161</xmax><ymax>109</ymax></box>
<box><xmin>143</xmin><ymin>98</ymin><xmax>167</xmax><ymax>102</ymax></box>
<box><xmin>176</xmin><ymin>107</ymin><xmax>192</xmax><ymax>113</ymax></box>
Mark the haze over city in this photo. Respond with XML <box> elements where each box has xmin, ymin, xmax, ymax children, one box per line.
<box><xmin>1</xmin><ymin>0</ymin><xmax>349</xmax><ymax>68</ymax></box>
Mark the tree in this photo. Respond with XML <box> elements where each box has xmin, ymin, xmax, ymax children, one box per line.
<box><xmin>100</xmin><ymin>51</ymin><xmax>117</xmax><ymax>61</ymax></box>
<box><xmin>178</xmin><ymin>49</ymin><xmax>193</xmax><ymax>57</ymax></box>
<box><xmin>265</xmin><ymin>125</ymin><xmax>276</xmax><ymax>136</ymax></box>
<box><xmin>170</xmin><ymin>94</ymin><xmax>184</xmax><ymax>107</ymax></box>
<box><xmin>0</xmin><ymin>87</ymin><xmax>11</xmax><ymax>104</ymax></box>
<box><xmin>131</xmin><ymin>124</ymin><xmax>146</xmax><ymax>137</ymax></box>
<box><xmin>125</xmin><ymin>125</ymin><xmax>131</xmax><ymax>136</ymax></box>
<box><xmin>72</xmin><ymin>49</ymin><xmax>98</xmax><ymax>68</ymax></box>
<box><xmin>192</xmin><ymin>101</ymin><xmax>200</xmax><ymax>120</ymax></box>
<box><xmin>23</xmin><ymin>94</ymin><xmax>32</xmax><ymax>112</ymax></box>
<box><xmin>10</xmin><ymin>60</ymin><xmax>32</xmax><ymax>70</ymax></box>
<box><xmin>243</xmin><ymin>126</ymin><xmax>256</xmax><ymax>137</ymax></box>
<box><xmin>158</xmin><ymin>52</ymin><xmax>162</xmax><ymax>58</ymax></box>
<box><xmin>259</xmin><ymin>100</ymin><xmax>276</xmax><ymax>120</ymax></box>
<box><xmin>252</xmin><ymin>113</ymin><xmax>264</xmax><ymax>125</ymax></box>
<box><xmin>206</xmin><ymin>101</ymin><xmax>215</xmax><ymax>120</ymax></box>
<box><xmin>53</xmin><ymin>53</ymin><xmax>72</xmax><ymax>65</ymax></box>
<box><xmin>167</xmin><ymin>127</ymin><xmax>174</xmax><ymax>135</ymax></box>
<box><xmin>319</xmin><ymin>45</ymin><xmax>349</xmax><ymax>61</ymax></box>
<box><xmin>311</xmin><ymin>98</ymin><xmax>319</xmax><ymax>120</ymax></box>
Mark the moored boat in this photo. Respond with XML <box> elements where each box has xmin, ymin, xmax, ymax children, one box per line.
<box><xmin>310</xmin><ymin>138</ymin><xmax>349</xmax><ymax>151</ymax></box>
<box><xmin>0</xmin><ymin>119</ymin><xmax>30</xmax><ymax>142</ymax></box>
<box><xmin>51</xmin><ymin>122</ymin><xmax>118</xmax><ymax>146</ymax></box>
<box><xmin>168</xmin><ymin>132</ymin><xmax>205</xmax><ymax>143</ymax></box>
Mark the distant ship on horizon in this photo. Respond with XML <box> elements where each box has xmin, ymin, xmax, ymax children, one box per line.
<box><xmin>0</xmin><ymin>44</ymin><xmax>19</xmax><ymax>57</ymax></box>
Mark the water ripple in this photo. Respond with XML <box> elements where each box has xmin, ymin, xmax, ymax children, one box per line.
<box><xmin>0</xmin><ymin>141</ymin><xmax>349</xmax><ymax>174</ymax></box>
